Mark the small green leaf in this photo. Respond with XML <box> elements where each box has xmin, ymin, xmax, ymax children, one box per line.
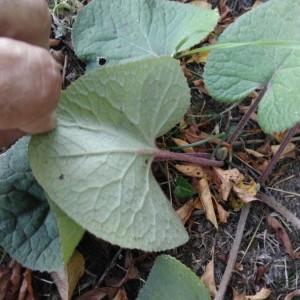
<box><xmin>73</xmin><ymin>0</ymin><xmax>218</xmax><ymax>70</ymax></box>
<box><xmin>174</xmin><ymin>176</ymin><xmax>196</xmax><ymax>199</ymax></box>
<box><xmin>137</xmin><ymin>255</ymin><xmax>211</xmax><ymax>300</ymax></box>
<box><xmin>29</xmin><ymin>57</ymin><xmax>190</xmax><ymax>251</ymax></box>
<box><xmin>203</xmin><ymin>0</ymin><xmax>300</xmax><ymax>132</ymax></box>
<box><xmin>47</xmin><ymin>197</ymin><xmax>84</xmax><ymax>265</ymax></box>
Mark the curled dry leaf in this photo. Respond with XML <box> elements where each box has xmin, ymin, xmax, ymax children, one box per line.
<box><xmin>201</xmin><ymin>259</ymin><xmax>217</xmax><ymax>296</ymax></box>
<box><xmin>198</xmin><ymin>178</ymin><xmax>218</xmax><ymax>229</ymax></box>
<box><xmin>172</xmin><ymin>138</ymin><xmax>194</xmax><ymax>153</ymax></box>
<box><xmin>176</xmin><ymin>199</ymin><xmax>195</xmax><ymax>224</ymax></box>
<box><xmin>213</xmin><ymin>167</ymin><xmax>244</xmax><ymax>201</ymax></box>
<box><xmin>175</xmin><ymin>164</ymin><xmax>206</xmax><ymax>178</ymax></box>
<box><xmin>233</xmin><ymin>287</ymin><xmax>272</xmax><ymax>300</ymax></box>
<box><xmin>51</xmin><ymin>251</ymin><xmax>85</xmax><ymax>300</ymax></box>
<box><xmin>212</xmin><ymin>196</ymin><xmax>229</xmax><ymax>223</ymax></box>
<box><xmin>233</xmin><ymin>179</ymin><xmax>258</xmax><ymax>203</ymax></box>
<box><xmin>284</xmin><ymin>289</ymin><xmax>300</xmax><ymax>300</ymax></box>
<box><xmin>245</xmin><ymin>287</ymin><xmax>272</xmax><ymax>299</ymax></box>
<box><xmin>271</xmin><ymin>143</ymin><xmax>295</xmax><ymax>158</ymax></box>
<box><xmin>77</xmin><ymin>287</ymin><xmax>126</xmax><ymax>300</ymax></box>
<box><xmin>266</xmin><ymin>215</ymin><xmax>300</xmax><ymax>258</ymax></box>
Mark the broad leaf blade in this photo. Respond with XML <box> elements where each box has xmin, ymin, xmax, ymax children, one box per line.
<box><xmin>29</xmin><ymin>57</ymin><xmax>189</xmax><ymax>251</ymax></box>
<box><xmin>0</xmin><ymin>137</ymin><xmax>84</xmax><ymax>271</ymax></box>
<box><xmin>137</xmin><ymin>255</ymin><xmax>211</xmax><ymax>300</ymax></box>
<box><xmin>73</xmin><ymin>0</ymin><xmax>218</xmax><ymax>70</ymax></box>
<box><xmin>203</xmin><ymin>0</ymin><xmax>300</xmax><ymax>132</ymax></box>
<box><xmin>0</xmin><ymin>137</ymin><xmax>62</xmax><ymax>271</ymax></box>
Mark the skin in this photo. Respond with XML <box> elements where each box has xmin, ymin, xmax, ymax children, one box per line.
<box><xmin>0</xmin><ymin>0</ymin><xmax>61</xmax><ymax>148</ymax></box>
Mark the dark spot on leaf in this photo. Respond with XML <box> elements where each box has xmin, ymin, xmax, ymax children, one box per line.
<box><xmin>59</xmin><ymin>174</ymin><xmax>64</xmax><ymax>180</ymax></box>
<box><xmin>97</xmin><ymin>56</ymin><xmax>107</xmax><ymax>66</ymax></box>
<box><xmin>145</xmin><ymin>159</ymin><xmax>148</xmax><ymax>164</ymax></box>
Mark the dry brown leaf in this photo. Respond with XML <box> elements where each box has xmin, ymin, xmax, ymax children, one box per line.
<box><xmin>0</xmin><ymin>260</ymin><xmax>22</xmax><ymax>300</ymax></box>
<box><xmin>77</xmin><ymin>287</ymin><xmax>124</xmax><ymax>300</ymax></box>
<box><xmin>239</xmin><ymin>103</ymin><xmax>258</xmax><ymax>122</ymax></box>
<box><xmin>175</xmin><ymin>164</ymin><xmax>206</xmax><ymax>178</ymax></box>
<box><xmin>199</xmin><ymin>178</ymin><xmax>218</xmax><ymax>229</ymax></box>
<box><xmin>245</xmin><ymin>148</ymin><xmax>265</xmax><ymax>158</ymax></box>
<box><xmin>213</xmin><ymin>167</ymin><xmax>244</xmax><ymax>201</ymax></box>
<box><xmin>112</xmin><ymin>288</ymin><xmax>127</xmax><ymax>300</ymax></box>
<box><xmin>106</xmin><ymin>252</ymin><xmax>140</xmax><ymax>288</ymax></box>
<box><xmin>232</xmin><ymin>288</ymin><xmax>247</xmax><ymax>300</ymax></box>
<box><xmin>172</xmin><ymin>138</ymin><xmax>194</xmax><ymax>153</ymax></box>
<box><xmin>188</xmin><ymin>0</ymin><xmax>212</xmax><ymax>9</ymax></box>
<box><xmin>245</xmin><ymin>287</ymin><xmax>272</xmax><ymax>299</ymax></box>
<box><xmin>201</xmin><ymin>260</ymin><xmax>217</xmax><ymax>296</ymax></box>
<box><xmin>284</xmin><ymin>289</ymin><xmax>300</xmax><ymax>300</ymax></box>
<box><xmin>193</xmin><ymin>197</ymin><xmax>204</xmax><ymax>210</ymax></box>
<box><xmin>51</xmin><ymin>250</ymin><xmax>85</xmax><ymax>300</ymax></box>
<box><xmin>18</xmin><ymin>269</ymin><xmax>35</xmax><ymax>300</ymax></box>
<box><xmin>176</xmin><ymin>199</ymin><xmax>194</xmax><ymax>224</ymax></box>
<box><xmin>267</xmin><ymin>215</ymin><xmax>295</xmax><ymax>257</ymax></box>
<box><xmin>233</xmin><ymin>179</ymin><xmax>258</xmax><ymax>203</ymax></box>
<box><xmin>212</xmin><ymin>196</ymin><xmax>229</xmax><ymax>223</ymax></box>
<box><xmin>233</xmin><ymin>287</ymin><xmax>272</xmax><ymax>300</ymax></box>
<box><xmin>271</xmin><ymin>143</ymin><xmax>295</xmax><ymax>157</ymax></box>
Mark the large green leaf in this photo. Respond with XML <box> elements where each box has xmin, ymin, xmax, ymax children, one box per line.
<box><xmin>137</xmin><ymin>255</ymin><xmax>211</xmax><ymax>300</ymax></box>
<box><xmin>0</xmin><ymin>137</ymin><xmax>61</xmax><ymax>271</ymax></box>
<box><xmin>29</xmin><ymin>57</ymin><xmax>190</xmax><ymax>251</ymax></box>
<box><xmin>203</xmin><ymin>0</ymin><xmax>300</xmax><ymax>133</ymax></box>
<box><xmin>73</xmin><ymin>0</ymin><xmax>218</xmax><ymax>70</ymax></box>
<box><xmin>0</xmin><ymin>136</ymin><xmax>84</xmax><ymax>271</ymax></box>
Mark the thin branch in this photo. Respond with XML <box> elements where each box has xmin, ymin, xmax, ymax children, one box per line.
<box><xmin>227</xmin><ymin>85</ymin><xmax>268</xmax><ymax>145</ymax></box>
<box><xmin>214</xmin><ymin>204</ymin><xmax>251</xmax><ymax>300</ymax></box>
<box><xmin>258</xmin><ymin>123</ymin><xmax>300</xmax><ymax>184</ymax></box>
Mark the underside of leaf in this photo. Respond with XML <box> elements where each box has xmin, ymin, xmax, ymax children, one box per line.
<box><xmin>203</xmin><ymin>0</ymin><xmax>300</xmax><ymax>132</ymax></box>
<box><xmin>29</xmin><ymin>57</ymin><xmax>190</xmax><ymax>251</ymax></box>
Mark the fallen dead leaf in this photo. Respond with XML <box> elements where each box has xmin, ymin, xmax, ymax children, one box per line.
<box><xmin>267</xmin><ymin>215</ymin><xmax>295</xmax><ymax>257</ymax></box>
<box><xmin>188</xmin><ymin>0</ymin><xmax>212</xmax><ymax>9</ymax></box>
<box><xmin>233</xmin><ymin>179</ymin><xmax>258</xmax><ymax>203</ymax></box>
<box><xmin>106</xmin><ymin>251</ymin><xmax>140</xmax><ymax>288</ymax></box>
<box><xmin>0</xmin><ymin>260</ymin><xmax>22</xmax><ymax>300</ymax></box>
<box><xmin>284</xmin><ymin>289</ymin><xmax>300</xmax><ymax>300</ymax></box>
<box><xmin>176</xmin><ymin>199</ymin><xmax>194</xmax><ymax>224</ymax></box>
<box><xmin>51</xmin><ymin>250</ymin><xmax>85</xmax><ymax>300</ymax></box>
<box><xmin>198</xmin><ymin>177</ymin><xmax>218</xmax><ymax>229</ymax></box>
<box><xmin>245</xmin><ymin>287</ymin><xmax>272</xmax><ymax>299</ymax></box>
<box><xmin>77</xmin><ymin>287</ymin><xmax>125</xmax><ymax>300</ymax></box>
<box><xmin>201</xmin><ymin>259</ymin><xmax>217</xmax><ymax>296</ymax></box>
<box><xmin>233</xmin><ymin>287</ymin><xmax>272</xmax><ymax>300</ymax></box>
<box><xmin>239</xmin><ymin>102</ymin><xmax>258</xmax><ymax>122</ymax></box>
<box><xmin>213</xmin><ymin>167</ymin><xmax>244</xmax><ymax>201</ymax></box>
<box><xmin>18</xmin><ymin>269</ymin><xmax>35</xmax><ymax>300</ymax></box>
<box><xmin>271</xmin><ymin>143</ymin><xmax>295</xmax><ymax>157</ymax></box>
<box><xmin>193</xmin><ymin>196</ymin><xmax>204</xmax><ymax>210</ymax></box>
<box><xmin>172</xmin><ymin>138</ymin><xmax>194</xmax><ymax>153</ymax></box>
<box><xmin>212</xmin><ymin>195</ymin><xmax>229</xmax><ymax>223</ymax></box>
<box><xmin>245</xmin><ymin>148</ymin><xmax>265</xmax><ymax>158</ymax></box>
<box><xmin>175</xmin><ymin>164</ymin><xmax>206</xmax><ymax>178</ymax></box>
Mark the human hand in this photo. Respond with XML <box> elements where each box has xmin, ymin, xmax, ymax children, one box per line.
<box><xmin>0</xmin><ymin>0</ymin><xmax>61</xmax><ymax>148</ymax></box>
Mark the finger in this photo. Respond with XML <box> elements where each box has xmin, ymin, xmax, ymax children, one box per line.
<box><xmin>0</xmin><ymin>0</ymin><xmax>51</xmax><ymax>49</ymax></box>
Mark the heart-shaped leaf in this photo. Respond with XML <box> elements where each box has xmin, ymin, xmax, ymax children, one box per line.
<box><xmin>73</xmin><ymin>0</ymin><xmax>218</xmax><ymax>70</ymax></box>
<box><xmin>203</xmin><ymin>0</ymin><xmax>300</xmax><ymax>132</ymax></box>
<box><xmin>29</xmin><ymin>57</ymin><xmax>190</xmax><ymax>251</ymax></box>
<box><xmin>137</xmin><ymin>255</ymin><xmax>211</xmax><ymax>300</ymax></box>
